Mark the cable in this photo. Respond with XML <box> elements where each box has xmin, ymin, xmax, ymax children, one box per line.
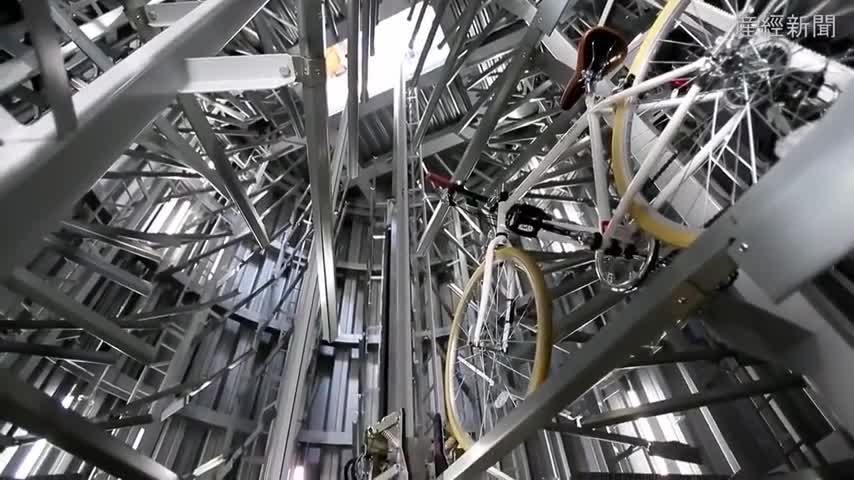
<box><xmin>343</xmin><ymin>457</ymin><xmax>356</xmax><ymax>480</ymax></box>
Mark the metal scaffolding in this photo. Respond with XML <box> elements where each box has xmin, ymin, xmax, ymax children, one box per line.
<box><xmin>1</xmin><ymin>0</ymin><xmax>854</xmax><ymax>479</ymax></box>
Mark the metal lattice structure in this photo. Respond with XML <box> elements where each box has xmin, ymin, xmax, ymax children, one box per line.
<box><xmin>1</xmin><ymin>0</ymin><xmax>854</xmax><ymax>479</ymax></box>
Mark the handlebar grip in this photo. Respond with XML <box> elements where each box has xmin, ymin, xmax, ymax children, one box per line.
<box><xmin>426</xmin><ymin>172</ymin><xmax>454</xmax><ymax>190</ymax></box>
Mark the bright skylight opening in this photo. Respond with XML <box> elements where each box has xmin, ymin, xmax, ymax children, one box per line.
<box><xmin>326</xmin><ymin>1</ymin><xmax>450</xmax><ymax>114</ymax></box>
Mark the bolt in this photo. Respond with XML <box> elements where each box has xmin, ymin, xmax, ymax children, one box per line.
<box><xmin>677</xmin><ymin>297</ymin><xmax>687</xmax><ymax>304</ymax></box>
<box><xmin>738</xmin><ymin>242</ymin><xmax>749</xmax><ymax>252</ymax></box>
<box><xmin>279</xmin><ymin>65</ymin><xmax>291</xmax><ymax>77</ymax></box>
<box><xmin>147</xmin><ymin>10</ymin><xmax>157</xmax><ymax>20</ymax></box>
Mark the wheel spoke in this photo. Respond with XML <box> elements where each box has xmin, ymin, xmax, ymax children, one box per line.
<box><xmin>446</xmin><ymin>250</ymin><xmax>551</xmax><ymax>448</ymax></box>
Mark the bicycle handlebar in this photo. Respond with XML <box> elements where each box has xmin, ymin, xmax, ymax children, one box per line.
<box><xmin>426</xmin><ymin>172</ymin><xmax>454</xmax><ymax>190</ymax></box>
<box><xmin>425</xmin><ymin>171</ymin><xmax>491</xmax><ymax>205</ymax></box>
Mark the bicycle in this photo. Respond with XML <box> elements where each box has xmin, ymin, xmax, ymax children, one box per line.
<box><xmin>436</xmin><ymin>0</ymin><xmax>852</xmax><ymax>462</ymax></box>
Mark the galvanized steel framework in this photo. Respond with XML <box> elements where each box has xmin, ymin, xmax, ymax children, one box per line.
<box><xmin>0</xmin><ymin>0</ymin><xmax>853</xmax><ymax>479</ymax></box>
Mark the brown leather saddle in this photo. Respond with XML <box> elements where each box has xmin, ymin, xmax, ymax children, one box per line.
<box><xmin>560</xmin><ymin>26</ymin><xmax>629</xmax><ymax>110</ymax></box>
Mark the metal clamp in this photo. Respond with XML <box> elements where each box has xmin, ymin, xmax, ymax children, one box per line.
<box><xmin>292</xmin><ymin>56</ymin><xmax>326</xmax><ymax>86</ymax></box>
<box><xmin>363</xmin><ymin>411</ymin><xmax>409</xmax><ymax>480</ymax></box>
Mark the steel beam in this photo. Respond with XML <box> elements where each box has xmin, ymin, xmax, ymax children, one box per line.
<box><xmin>554</xmin><ymin>290</ymin><xmax>625</xmax><ymax>343</ymax></box>
<box><xmin>297</xmin><ymin>429</ymin><xmax>353</xmax><ymax>446</ymax></box>
<box><xmin>412</xmin><ymin>0</ymin><xmax>482</xmax><ymax>147</ymax></box>
<box><xmin>416</xmin><ymin>0</ymin><xmax>574</xmax><ymax>254</ymax></box>
<box><xmin>4</xmin><ymin>268</ymin><xmax>157</xmax><ymax>364</ymax></box>
<box><xmin>0</xmin><ymin>2</ymin><xmax>151</xmax><ymax>95</ymax></box>
<box><xmin>550</xmin><ymin>269</ymin><xmax>598</xmax><ymax>300</ymax></box>
<box><xmin>620</xmin><ymin>348</ymin><xmax>740</xmax><ymax>369</ymax></box>
<box><xmin>43</xmin><ymin>235</ymin><xmax>154</xmax><ymax>297</ymax></box>
<box><xmin>58</xmin><ymin>222</ymin><xmax>159</xmax><ymax>263</ymax></box>
<box><xmin>180</xmin><ymin>54</ymin><xmax>296</xmax><ymax>93</ymax></box>
<box><xmin>0</xmin><ymin>318</ymin><xmax>163</xmax><ymax>331</ymax></box>
<box><xmin>582</xmin><ymin>376</ymin><xmax>804</xmax><ymax>429</ymax></box>
<box><xmin>332</xmin><ymin>27</ymin><xmax>524</xmax><ymax>126</ymax></box>
<box><xmin>0</xmin><ymin>0</ymin><xmax>269</xmax><ymax>280</ymax></box>
<box><xmin>347</xmin><ymin>0</ymin><xmax>361</xmax><ymax>178</ymax></box>
<box><xmin>119</xmin><ymin>290</ymin><xmax>240</xmax><ymax>322</ymax></box>
<box><xmin>547</xmin><ymin>423</ymin><xmax>702</xmax><ymax>463</ymax></box>
<box><xmin>411</xmin><ymin>0</ymin><xmax>451</xmax><ymax>84</ymax></box>
<box><xmin>0</xmin><ymin>369</ymin><xmax>178</xmax><ymax>480</ymax></box>
<box><xmin>262</xmin><ymin>250</ymin><xmax>320</xmax><ymax>480</ymax></box>
<box><xmin>496</xmin><ymin>0</ymin><xmax>576</xmax><ymax>71</ymax></box>
<box><xmin>177</xmin><ymin>95</ymin><xmax>271</xmax><ymax>248</ymax></box>
<box><xmin>541</xmin><ymin>252</ymin><xmax>595</xmax><ymax>275</ymax></box>
<box><xmin>0</xmin><ymin>340</ymin><xmax>119</xmax><ymax>364</ymax></box>
<box><xmin>354</xmin><ymin>124</ymin><xmax>476</xmax><ymax>187</ymax></box>
<box><xmin>297</xmin><ymin>0</ymin><xmax>338</xmax><ymax>341</ymax></box>
<box><xmin>62</xmin><ymin>219</ymin><xmax>228</xmax><ymax>248</ymax></box>
<box><xmin>20</xmin><ymin>0</ymin><xmax>77</xmax><ymax>136</ymax></box>
<box><xmin>144</xmin><ymin>1</ymin><xmax>202</xmax><ymax>27</ymax></box>
<box><xmin>387</xmin><ymin>66</ymin><xmax>417</xmax><ymax>436</ymax></box>
<box><xmin>10</xmin><ymin>475</ymin><xmax>85</xmax><ymax>480</ymax></box>
<box><xmin>96</xmin><ymin>414</ymin><xmax>155</xmax><ymax>430</ymax></box>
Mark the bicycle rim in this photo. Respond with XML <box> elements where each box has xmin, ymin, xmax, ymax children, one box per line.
<box><xmin>612</xmin><ymin>0</ymin><xmax>851</xmax><ymax>247</ymax></box>
<box><xmin>444</xmin><ymin>247</ymin><xmax>552</xmax><ymax>450</ymax></box>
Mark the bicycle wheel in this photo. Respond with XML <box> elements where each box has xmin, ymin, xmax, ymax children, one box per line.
<box><xmin>444</xmin><ymin>247</ymin><xmax>552</xmax><ymax>450</ymax></box>
<box><xmin>611</xmin><ymin>0</ymin><xmax>852</xmax><ymax>247</ymax></box>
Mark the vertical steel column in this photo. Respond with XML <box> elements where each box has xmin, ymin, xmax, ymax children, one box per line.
<box><xmin>297</xmin><ymin>0</ymin><xmax>338</xmax><ymax>341</ymax></box>
<box><xmin>388</xmin><ymin>65</ymin><xmax>417</xmax><ymax>437</ymax></box>
<box><xmin>360</xmin><ymin>0</ymin><xmax>371</xmax><ymax>101</ymax></box>
<box><xmin>416</xmin><ymin>0</ymin><xmax>574</xmax><ymax>255</ymax></box>
<box><xmin>347</xmin><ymin>0</ymin><xmax>361</xmax><ymax>178</ymax></box>
<box><xmin>262</xmin><ymin>256</ymin><xmax>320</xmax><ymax>480</ymax></box>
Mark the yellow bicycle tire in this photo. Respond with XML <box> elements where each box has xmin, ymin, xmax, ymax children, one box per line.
<box><xmin>444</xmin><ymin>247</ymin><xmax>552</xmax><ymax>450</ymax></box>
<box><xmin>611</xmin><ymin>0</ymin><xmax>700</xmax><ymax>248</ymax></box>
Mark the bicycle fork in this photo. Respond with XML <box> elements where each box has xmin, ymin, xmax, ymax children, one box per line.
<box><xmin>473</xmin><ymin>234</ymin><xmax>506</xmax><ymax>347</ymax></box>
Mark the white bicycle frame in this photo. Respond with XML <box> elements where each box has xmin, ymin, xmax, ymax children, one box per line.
<box><xmin>471</xmin><ymin>56</ymin><xmax>726</xmax><ymax>345</ymax></box>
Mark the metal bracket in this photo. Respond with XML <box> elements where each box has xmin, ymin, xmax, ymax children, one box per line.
<box><xmin>363</xmin><ymin>411</ymin><xmax>409</xmax><ymax>480</ymax></box>
<box><xmin>368</xmin><ymin>411</ymin><xmax>401</xmax><ymax>437</ymax></box>
<box><xmin>144</xmin><ymin>2</ymin><xmax>201</xmax><ymax>27</ymax></box>
<box><xmin>292</xmin><ymin>56</ymin><xmax>326</xmax><ymax>86</ymax></box>
<box><xmin>530</xmin><ymin>0</ymin><xmax>575</xmax><ymax>34</ymax></box>
<box><xmin>180</xmin><ymin>54</ymin><xmax>296</xmax><ymax>93</ymax></box>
